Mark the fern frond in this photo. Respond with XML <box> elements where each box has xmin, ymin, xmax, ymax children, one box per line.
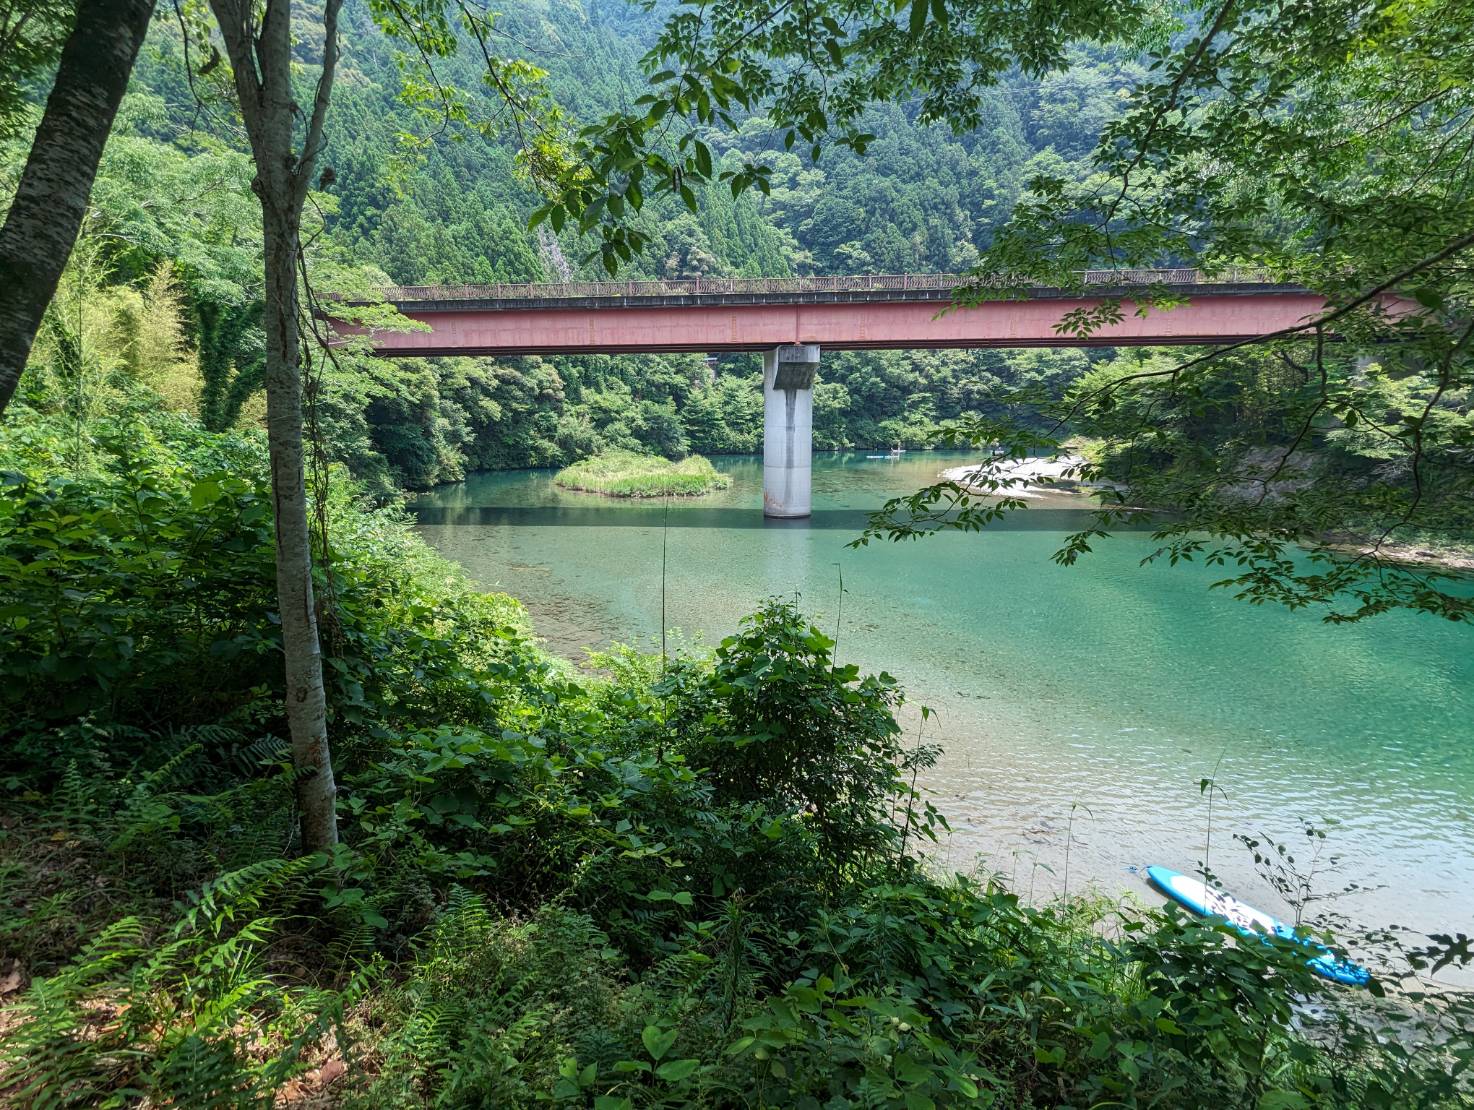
<box><xmin>133</xmin><ymin>741</ymin><xmax>204</xmax><ymax>793</ymax></box>
<box><xmin>176</xmin><ymin>856</ymin><xmax>318</xmax><ymax>938</ymax></box>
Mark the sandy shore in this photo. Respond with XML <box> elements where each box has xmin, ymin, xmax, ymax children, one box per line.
<box><xmin>1322</xmin><ymin>535</ymin><xmax>1474</xmax><ymax>574</ymax></box>
<box><xmin>939</xmin><ymin>459</ymin><xmax>1474</xmax><ymax>574</ymax></box>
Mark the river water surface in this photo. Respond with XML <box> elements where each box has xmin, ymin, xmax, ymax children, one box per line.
<box><xmin>412</xmin><ymin>452</ymin><xmax>1474</xmax><ymax>954</ymax></box>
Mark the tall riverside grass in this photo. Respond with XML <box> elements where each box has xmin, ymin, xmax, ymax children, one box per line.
<box><xmin>554</xmin><ymin>448</ymin><xmax>731</xmax><ymax>497</ymax></box>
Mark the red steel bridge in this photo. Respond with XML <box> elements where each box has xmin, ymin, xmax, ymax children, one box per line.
<box><xmin>338</xmin><ymin>270</ymin><xmax>1331</xmax><ymax>517</ymax></box>
<box><xmin>347</xmin><ymin>269</ymin><xmax>1324</xmax><ymax>357</ymax></box>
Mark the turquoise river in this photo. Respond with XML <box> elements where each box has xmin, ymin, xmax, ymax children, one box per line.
<box><xmin>412</xmin><ymin>452</ymin><xmax>1474</xmax><ymax>964</ymax></box>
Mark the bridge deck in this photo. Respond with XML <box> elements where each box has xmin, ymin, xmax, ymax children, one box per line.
<box><xmin>365</xmin><ymin>269</ymin><xmax>1295</xmax><ymax>311</ymax></box>
<box><xmin>341</xmin><ymin>270</ymin><xmax>1324</xmax><ymax>357</ymax></box>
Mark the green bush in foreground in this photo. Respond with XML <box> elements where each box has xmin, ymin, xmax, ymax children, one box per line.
<box><xmin>555</xmin><ymin>448</ymin><xmax>732</xmax><ymax>497</ymax></box>
<box><xmin>1</xmin><ymin>405</ymin><xmax>1471</xmax><ymax>1108</ymax></box>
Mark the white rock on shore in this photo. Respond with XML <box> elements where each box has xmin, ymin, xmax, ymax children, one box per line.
<box><xmin>940</xmin><ymin>455</ymin><xmax>1089</xmax><ymax>498</ymax></box>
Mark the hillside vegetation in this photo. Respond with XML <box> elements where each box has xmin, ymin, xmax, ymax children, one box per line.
<box><xmin>0</xmin><ymin>0</ymin><xmax>1128</xmax><ymax>494</ymax></box>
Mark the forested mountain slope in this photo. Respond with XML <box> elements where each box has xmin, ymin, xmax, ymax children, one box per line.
<box><xmin>4</xmin><ymin>0</ymin><xmax>1132</xmax><ymax>493</ymax></box>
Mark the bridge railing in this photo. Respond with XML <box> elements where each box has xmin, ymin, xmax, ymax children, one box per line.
<box><xmin>376</xmin><ymin>267</ymin><xmax>1274</xmax><ymax>303</ymax></box>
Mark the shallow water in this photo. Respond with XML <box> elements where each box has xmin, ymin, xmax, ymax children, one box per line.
<box><xmin>412</xmin><ymin>452</ymin><xmax>1474</xmax><ymax>958</ymax></box>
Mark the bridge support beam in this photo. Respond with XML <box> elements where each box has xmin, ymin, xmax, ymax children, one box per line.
<box><xmin>762</xmin><ymin>344</ymin><xmax>819</xmax><ymax>518</ymax></box>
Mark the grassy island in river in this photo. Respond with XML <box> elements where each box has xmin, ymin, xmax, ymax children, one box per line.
<box><xmin>554</xmin><ymin>449</ymin><xmax>732</xmax><ymax>497</ymax></box>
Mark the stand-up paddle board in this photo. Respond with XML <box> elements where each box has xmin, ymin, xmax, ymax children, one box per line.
<box><xmin>1144</xmin><ymin>865</ymin><xmax>1370</xmax><ymax>986</ymax></box>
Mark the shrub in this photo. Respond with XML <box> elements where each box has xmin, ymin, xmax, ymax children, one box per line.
<box><xmin>0</xmin><ymin>405</ymin><xmax>546</xmax><ymax>786</ymax></box>
<box><xmin>665</xmin><ymin>601</ymin><xmax>945</xmax><ymax>883</ymax></box>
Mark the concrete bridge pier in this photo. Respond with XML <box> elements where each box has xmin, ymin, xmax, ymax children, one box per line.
<box><xmin>762</xmin><ymin>344</ymin><xmax>820</xmax><ymax>518</ymax></box>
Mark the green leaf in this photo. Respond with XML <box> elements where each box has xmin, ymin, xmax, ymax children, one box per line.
<box><xmin>190</xmin><ymin>479</ymin><xmax>223</xmax><ymax>509</ymax></box>
<box><xmin>1257</xmin><ymin>1091</ymin><xmax>1310</xmax><ymax>1110</ymax></box>
<box><xmin>656</xmin><ymin>1058</ymin><xmax>700</xmax><ymax>1082</ymax></box>
<box><xmin>908</xmin><ymin>0</ymin><xmax>928</xmax><ymax>37</ymax></box>
<box><xmin>642</xmin><ymin>1024</ymin><xmax>677</xmax><ymax>1061</ymax></box>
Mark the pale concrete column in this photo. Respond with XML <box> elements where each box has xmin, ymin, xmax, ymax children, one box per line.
<box><xmin>762</xmin><ymin>344</ymin><xmax>819</xmax><ymax>518</ymax></box>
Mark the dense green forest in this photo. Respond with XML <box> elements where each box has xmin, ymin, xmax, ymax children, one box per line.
<box><xmin>3</xmin><ymin>0</ymin><xmax>1472</xmax><ymax>1104</ymax></box>
<box><xmin>2</xmin><ymin>0</ymin><xmax>1129</xmax><ymax>494</ymax></box>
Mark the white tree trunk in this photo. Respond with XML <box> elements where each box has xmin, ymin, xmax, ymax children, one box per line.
<box><xmin>210</xmin><ymin>0</ymin><xmax>342</xmax><ymax>851</ymax></box>
<box><xmin>262</xmin><ymin>205</ymin><xmax>338</xmax><ymax>852</ymax></box>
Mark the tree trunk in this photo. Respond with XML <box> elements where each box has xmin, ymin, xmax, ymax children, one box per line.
<box><xmin>0</xmin><ymin>0</ymin><xmax>156</xmax><ymax>417</ymax></box>
<box><xmin>262</xmin><ymin>204</ymin><xmax>338</xmax><ymax>852</ymax></box>
<box><xmin>209</xmin><ymin>0</ymin><xmax>342</xmax><ymax>851</ymax></box>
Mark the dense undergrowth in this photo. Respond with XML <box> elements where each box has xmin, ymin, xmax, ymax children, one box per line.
<box><xmin>2</xmin><ymin>403</ymin><xmax>1471</xmax><ymax>1108</ymax></box>
<box><xmin>554</xmin><ymin>449</ymin><xmax>732</xmax><ymax>498</ymax></box>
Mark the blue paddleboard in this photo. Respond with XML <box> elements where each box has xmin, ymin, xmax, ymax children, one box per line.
<box><xmin>1144</xmin><ymin>865</ymin><xmax>1370</xmax><ymax>986</ymax></box>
